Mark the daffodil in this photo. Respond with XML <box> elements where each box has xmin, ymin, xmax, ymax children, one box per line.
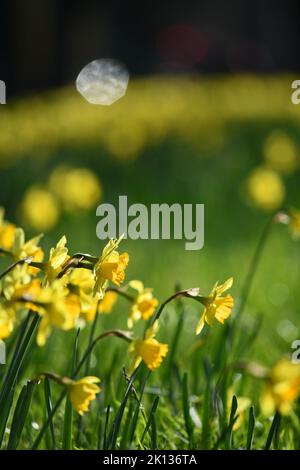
<box><xmin>260</xmin><ymin>358</ymin><xmax>300</xmax><ymax>416</ymax></box>
<box><xmin>31</xmin><ymin>280</ymin><xmax>80</xmax><ymax>346</ymax></box>
<box><xmin>44</xmin><ymin>235</ymin><xmax>69</xmax><ymax>283</ymax></box>
<box><xmin>68</xmin><ymin>376</ymin><xmax>101</xmax><ymax>415</ymax></box>
<box><xmin>0</xmin><ymin>208</ymin><xmax>16</xmax><ymax>251</ymax></box>
<box><xmin>98</xmin><ymin>290</ymin><xmax>118</xmax><ymax>314</ymax></box>
<box><xmin>93</xmin><ymin>237</ymin><xmax>129</xmax><ymax>299</ymax></box>
<box><xmin>0</xmin><ymin>303</ymin><xmax>16</xmax><ymax>340</ymax></box>
<box><xmin>129</xmin><ymin>321</ymin><xmax>168</xmax><ymax>372</ymax></box>
<box><xmin>195</xmin><ymin>277</ymin><xmax>234</xmax><ymax>335</ymax></box>
<box><xmin>127</xmin><ymin>280</ymin><xmax>158</xmax><ymax>328</ymax></box>
<box><xmin>10</xmin><ymin>227</ymin><xmax>44</xmax><ymax>275</ymax></box>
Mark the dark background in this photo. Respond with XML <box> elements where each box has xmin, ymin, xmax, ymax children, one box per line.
<box><xmin>1</xmin><ymin>0</ymin><xmax>300</xmax><ymax>97</ymax></box>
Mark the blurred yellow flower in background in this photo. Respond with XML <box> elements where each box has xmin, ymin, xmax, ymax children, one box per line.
<box><xmin>20</xmin><ymin>187</ymin><xmax>59</xmax><ymax>231</ymax></box>
<box><xmin>68</xmin><ymin>376</ymin><xmax>101</xmax><ymax>415</ymax></box>
<box><xmin>260</xmin><ymin>358</ymin><xmax>300</xmax><ymax>416</ymax></box>
<box><xmin>49</xmin><ymin>166</ymin><xmax>102</xmax><ymax>211</ymax></box>
<box><xmin>263</xmin><ymin>131</ymin><xmax>299</xmax><ymax>174</ymax></box>
<box><xmin>0</xmin><ymin>209</ymin><xmax>16</xmax><ymax>251</ymax></box>
<box><xmin>129</xmin><ymin>320</ymin><xmax>168</xmax><ymax>372</ymax></box>
<box><xmin>98</xmin><ymin>290</ymin><xmax>117</xmax><ymax>314</ymax></box>
<box><xmin>245</xmin><ymin>167</ymin><xmax>285</xmax><ymax>211</ymax></box>
<box><xmin>0</xmin><ymin>304</ymin><xmax>16</xmax><ymax>340</ymax></box>
<box><xmin>196</xmin><ymin>277</ymin><xmax>234</xmax><ymax>335</ymax></box>
<box><xmin>127</xmin><ymin>280</ymin><xmax>158</xmax><ymax>328</ymax></box>
<box><xmin>288</xmin><ymin>208</ymin><xmax>300</xmax><ymax>240</ymax></box>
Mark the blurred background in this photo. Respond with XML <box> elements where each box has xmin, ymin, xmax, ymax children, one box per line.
<box><xmin>1</xmin><ymin>0</ymin><xmax>300</xmax><ymax>370</ymax></box>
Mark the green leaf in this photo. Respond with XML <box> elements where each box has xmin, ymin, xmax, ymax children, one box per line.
<box><xmin>246</xmin><ymin>406</ymin><xmax>255</xmax><ymax>450</ymax></box>
<box><xmin>7</xmin><ymin>380</ymin><xmax>36</xmax><ymax>450</ymax></box>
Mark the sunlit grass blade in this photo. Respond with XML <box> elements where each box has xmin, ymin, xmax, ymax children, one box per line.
<box><xmin>6</xmin><ymin>380</ymin><xmax>36</xmax><ymax>450</ymax></box>
<box><xmin>264</xmin><ymin>411</ymin><xmax>281</xmax><ymax>450</ymax></box>
<box><xmin>141</xmin><ymin>396</ymin><xmax>159</xmax><ymax>444</ymax></box>
<box><xmin>103</xmin><ymin>405</ymin><xmax>111</xmax><ymax>450</ymax></box>
<box><xmin>225</xmin><ymin>394</ymin><xmax>238</xmax><ymax>450</ymax></box>
<box><xmin>44</xmin><ymin>377</ymin><xmax>56</xmax><ymax>450</ymax></box>
<box><xmin>246</xmin><ymin>406</ymin><xmax>255</xmax><ymax>450</ymax></box>
<box><xmin>150</xmin><ymin>414</ymin><xmax>157</xmax><ymax>450</ymax></box>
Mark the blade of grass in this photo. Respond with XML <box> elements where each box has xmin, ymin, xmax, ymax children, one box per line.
<box><xmin>225</xmin><ymin>395</ymin><xmax>238</xmax><ymax>450</ymax></box>
<box><xmin>264</xmin><ymin>411</ymin><xmax>281</xmax><ymax>450</ymax></box>
<box><xmin>182</xmin><ymin>372</ymin><xmax>194</xmax><ymax>447</ymax></box>
<box><xmin>6</xmin><ymin>380</ymin><xmax>36</xmax><ymax>450</ymax></box>
<box><xmin>246</xmin><ymin>406</ymin><xmax>255</xmax><ymax>450</ymax></box>
<box><xmin>44</xmin><ymin>377</ymin><xmax>56</xmax><ymax>450</ymax></box>
<box><xmin>140</xmin><ymin>395</ymin><xmax>159</xmax><ymax>445</ymax></box>
<box><xmin>0</xmin><ymin>311</ymin><xmax>39</xmax><ymax>447</ymax></box>
<box><xmin>106</xmin><ymin>367</ymin><xmax>139</xmax><ymax>450</ymax></box>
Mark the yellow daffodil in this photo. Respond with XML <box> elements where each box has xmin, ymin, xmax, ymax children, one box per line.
<box><xmin>0</xmin><ymin>303</ymin><xmax>16</xmax><ymax>340</ymax></box>
<box><xmin>32</xmin><ymin>280</ymin><xmax>80</xmax><ymax>346</ymax></box>
<box><xmin>68</xmin><ymin>376</ymin><xmax>101</xmax><ymax>415</ymax></box>
<box><xmin>98</xmin><ymin>291</ymin><xmax>118</xmax><ymax>314</ymax></box>
<box><xmin>11</xmin><ymin>228</ymin><xmax>44</xmax><ymax>275</ymax></box>
<box><xmin>0</xmin><ymin>208</ymin><xmax>16</xmax><ymax>251</ymax></box>
<box><xmin>93</xmin><ymin>237</ymin><xmax>129</xmax><ymax>299</ymax></box>
<box><xmin>129</xmin><ymin>321</ymin><xmax>168</xmax><ymax>372</ymax></box>
<box><xmin>127</xmin><ymin>280</ymin><xmax>158</xmax><ymax>328</ymax></box>
<box><xmin>196</xmin><ymin>277</ymin><xmax>234</xmax><ymax>335</ymax></box>
<box><xmin>44</xmin><ymin>235</ymin><xmax>69</xmax><ymax>283</ymax></box>
<box><xmin>260</xmin><ymin>359</ymin><xmax>300</xmax><ymax>416</ymax></box>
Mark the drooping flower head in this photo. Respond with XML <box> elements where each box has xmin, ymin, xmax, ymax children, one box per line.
<box><xmin>129</xmin><ymin>320</ymin><xmax>168</xmax><ymax>372</ymax></box>
<box><xmin>127</xmin><ymin>280</ymin><xmax>158</xmax><ymax>328</ymax></box>
<box><xmin>68</xmin><ymin>376</ymin><xmax>101</xmax><ymax>415</ymax></box>
<box><xmin>196</xmin><ymin>277</ymin><xmax>234</xmax><ymax>335</ymax></box>
<box><xmin>93</xmin><ymin>236</ymin><xmax>129</xmax><ymax>299</ymax></box>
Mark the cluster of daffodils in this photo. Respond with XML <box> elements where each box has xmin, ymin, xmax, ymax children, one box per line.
<box><xmin>0</xmin><ymin>208</ymin><xmax>237</xmax><ymax>415</ymax></box>
<box><xmin>2</xmin><ymin>206</ymin><xmax>300</xmax><ymax>419</ymax></box>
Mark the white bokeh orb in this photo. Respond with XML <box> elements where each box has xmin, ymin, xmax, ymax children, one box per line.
<box><xmin>76</xmin><ymin>59</ymin><xmax>129</xmax><ymax>105</ymax></box>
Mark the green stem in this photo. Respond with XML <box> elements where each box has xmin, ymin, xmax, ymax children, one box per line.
<box><xmin>235</xmin><ymin>215</ymin><xmax>274</xmax><ymax>320</ymax></box>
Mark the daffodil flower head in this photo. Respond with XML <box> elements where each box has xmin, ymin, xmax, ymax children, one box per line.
<box><xmin>129</xmin><ymin>320</ymin><xmax>168</xmax><ymax>372</ymax></box>
<box><xmin>44</xmin><ymin>235</ymin><xmax>69</xmax><ymax>283</ymax></box>
<box><xmin>68</xmin><ymin>376</ymin><xmax>101</xmax><ymax>415</ymax></box>
<box><xmin>127</xmin><ymin>280</ymin><xmax>158</xmax><ymax>328</ymax></box>
<box><xmin>196</xmin><ymin>277</ymin><xmax>234</xmax><ymax>335</ymax></box>
<box><xmin>0</xmin><ymin>303</ymin><xmax>16</xmax><ymax>340</ymax></box>
<box><xmin>93</xmin><ymin>236</ymin><xmax>129</xmax><ymax>299</ymax></box>
<box><xmin>98</xmin><ymin>290</ymin><xmax>118</xmax><ymax>314</ymax></box>
<box><xmin>11</xmin><ymin>228</ymin><xmax>44</xmax><ymax>275</ymax></box>
<box><xmin>260</xmin><ymin>358</ymin><xmax>300</xmax><ymax>416</ymax></box>
<box><xmin>35</xmin><ymin>280</ymin><xmax>80</xmax><ymax>346</ymax></box>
